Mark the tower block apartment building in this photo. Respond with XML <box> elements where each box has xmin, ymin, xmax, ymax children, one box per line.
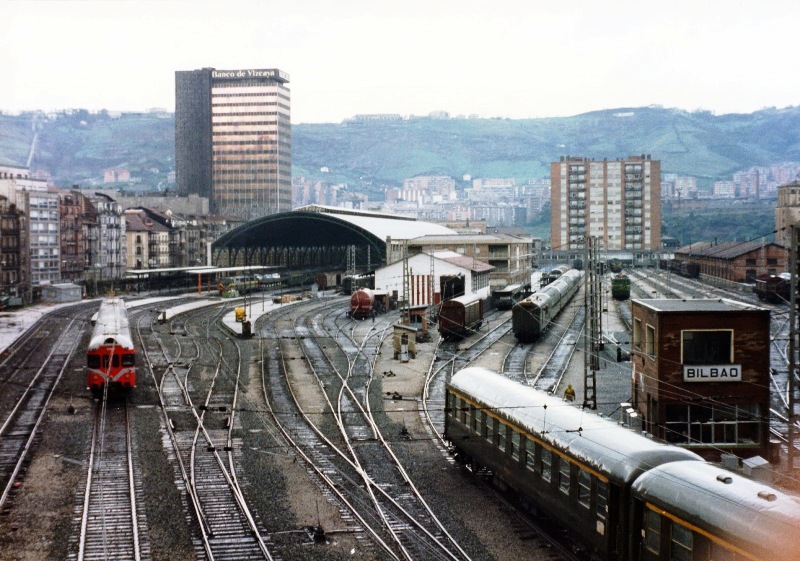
<box><xmin>176</xmin><ymin>67</ymin><xmax>291</xmax><ymax>220</ymax></box>
<box><xmin>550</xmin><ymin>155</ymin><xmax>661</xmax><ymax>256</ymax></box>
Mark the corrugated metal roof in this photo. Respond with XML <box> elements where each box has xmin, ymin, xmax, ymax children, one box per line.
<box><xmin>674</xmin><ymin>240</ymin><xmax>782</xmax><ymax>259</ymax></box>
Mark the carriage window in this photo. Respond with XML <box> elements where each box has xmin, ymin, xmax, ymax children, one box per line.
<box><xmin>671</xmin><ymin>523</ymin><xmax>693</xmax><ymax>561</ymax></box>
<box><xmin>559</xmin><ymin>458</ymin><xmax>570</xmax><ymax>495</ymax></box>
<box><xmin>578</xmin><ymin>470</ymin><xmax>591</xmax><ymax>508</ymax></box>
<box><xmin>596</xmin><ymin>481</ymin><xmax>608</xmax><ymax>533</ymax></box>
<box><xmin>526</xmin><ymin>441</ymin><xmax>536</xmax><ymax>472</ymax></box>
<box><xmin>87</xmin><ymin>355</ymin><xmax>100</xmax><ymax>368</ymax></box>
<box><xmin>459</xmin><ymin>398</ymin><xmax>467</xmax><ymax>425</ymax></box>
<box><xmin>122</xmin><ymin>354</ymin><xmax>135</xmax><ymax>366</ymax></box>
<box><xmin>644</xmin><ymin>509</ymin><xmax>661</xmax><ymax>554</ymax></box>
<box><xmin>540</xmin><ymin>447</ymin><xmax>552</xmax><ymax>482</ymax></box>
<box><xmin>103</xmin><ymin>356</ymin><xmax>110</xmax><ymax>368</ymax></box>
<box><xmin>463</xmin><ymin>403</ymin><xmax>471</xmax><ymax>427</ymax></box>
<box><xmin>472</xmin><ymin>407</ymin><xmax>481</xmax><ymax>434</ymax></box>
<box><xmin>112</xmin><ymin>355</ymin><xmax>120</xmax><ymax>367</ymax></box>
<box><xmin>497</xmin><ymin>423</ymin><xmax>507</xmax><ymax>451</ymax></box>
<box><xmin>484</xmin><ymin>412</ymin><xmax>493</xmax><ymax>442</ymax></box>
<box><xmin>511</xmin><ymin>430</ymin><xmax>520</xmax><ymax>460</ymax></box>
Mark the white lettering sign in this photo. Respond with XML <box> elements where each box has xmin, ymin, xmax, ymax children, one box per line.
<box><xmin>683</xmin><ymin>365</ymin><xmax>741</xmax><ymax>382</ymax></box>
<box><xmin>212</xmin><ymin>69</ymin><xmax>278</xmax><ymax>80</ymax></box>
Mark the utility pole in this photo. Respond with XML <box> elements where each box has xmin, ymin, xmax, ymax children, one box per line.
<box><xmin>402</xmin><ymin>241</ymin><xmax>410</xmax><ymax>324</ymax></box>
<box><xmin>429</xmin><ymin>249</ymin><xmax>435</xmax><ymax>322</ymax></box>
<box><xmin>789</xmin><ymin>226</ymin><xmax>797</xmax><ymax>470</ymax></box>
<box><xmin>583</xmin><ymin>236</ymin><xmax>600</xmax><ymax>410</ymax></box>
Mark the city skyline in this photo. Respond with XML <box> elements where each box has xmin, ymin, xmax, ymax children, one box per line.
<box><xmin>3</xmin><ymin>0</ymin><xmax>799</xmax><ymax>123</ymax></box>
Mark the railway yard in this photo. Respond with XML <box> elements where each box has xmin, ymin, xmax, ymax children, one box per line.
<box><xmin>0</xmin><ymin>268</ymin><xmax>799</xmax><ymax>561</ymax></box>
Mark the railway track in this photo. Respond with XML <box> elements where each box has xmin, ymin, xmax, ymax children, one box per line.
<box><xmin>0</xmin><ymin>316</ymin><xmax>83</xmax><ymax>509</ymax></box>
<box><xmin>70</xmin><ymin>396</ymin><xmax>149</xmax><ymax>561</ymax></box>
<box><xmin>137</xmin><ymin>302</ymin><xmax>277</xmax><ymax>561</ymax></box>
<box><xmin>288</xmin><ymin>302</ymin><xmax>471</xmax><ymax>561</ymax></box>
<box><xmin>260</xmin><ymin>298</ymin><xmax>396</xmax><ymax>557</ymax></box>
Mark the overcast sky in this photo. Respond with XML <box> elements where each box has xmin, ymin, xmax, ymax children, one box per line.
<box><xmin>3</xmin><ymin>0</ymin><xmax>797</xmax><ymax>123</ymax></box>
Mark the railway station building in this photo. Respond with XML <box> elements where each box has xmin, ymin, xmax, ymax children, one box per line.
<box><xmin>630</xmin><ymin>298</ymin><xmax>773</xmax><ymax>462</ymax></box>
<box><xmin>211</xmin><ymin>205</ymin><xmax>532</xmax><ymax>289</ymax></box>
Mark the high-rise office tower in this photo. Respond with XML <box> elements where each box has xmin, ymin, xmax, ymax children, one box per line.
<box><xmin>550</xmin><ymin>155</ymin><xmax>661</xmax><ymax>252</ymax></box>
<box><xmin>175</xmin><ymin>67</ymin><xmax>291</xmax><ymax>219</ymax></box>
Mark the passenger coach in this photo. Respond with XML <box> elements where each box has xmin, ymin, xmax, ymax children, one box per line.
<box><xmin>445</xmin><ymin>368</ymin><xmax>800</xmax><ymax>560</ymax></box>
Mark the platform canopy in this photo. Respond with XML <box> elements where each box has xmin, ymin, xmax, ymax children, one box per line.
<box><xmin>212</xmin><ymin>205</ymin><xmax>456</xmax><ymax>270</ymax></box>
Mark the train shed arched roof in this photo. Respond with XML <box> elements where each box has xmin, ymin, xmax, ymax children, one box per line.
<box><xmin>212</xmin><ymin>205</ymin><xmax>456</xmax><ymax>267</ymax></box>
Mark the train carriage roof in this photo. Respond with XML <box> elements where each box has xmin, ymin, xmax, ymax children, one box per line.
<box><xmin>519</xmin><ymin>269</ymin><xmax>582</xmax><ymax>306</ymax></box>
<box><xmin>448</xmin><ymin>368</ymin><xmax>702</xmax><ymax>484</ymax></box>
<box><xmin>632</xmin><ymin>461</ymin><xmax>800</xmax><ymax>559</ymax></box>
<box><xmin>89</xmin><ymin>298</ymin><xmax>134</xmax><ymax>350</ymax></box>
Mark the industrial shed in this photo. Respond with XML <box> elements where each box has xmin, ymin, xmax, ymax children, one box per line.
<box><xmin>374</xmin><ymin>251</ymin><xmax>493</xmax><ymax>308</ymax></box>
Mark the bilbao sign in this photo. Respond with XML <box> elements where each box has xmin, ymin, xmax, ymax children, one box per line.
<box><xmin>683</xmin><ymin>364</ymin><xmax>741</xmax><ymax>382</ymax></box>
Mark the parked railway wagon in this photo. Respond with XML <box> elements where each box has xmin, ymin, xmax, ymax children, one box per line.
<box><xmin>611</xmin><ymin>273</ymin><xmax>631</xmax><ymax>300</ymax></box>
<box><xmin>87</xmin><ymin>298</ymin><xmax>136</xmax><ymax>394</ymax></box>
<box><xmin>540</xmin><ymin>264</ymin><xmax>571</xmax><ymax>287</ymax></box>
<box><xmin>342</xmin><ymin>273</ymin><xmax>374</xmax><ymax>294</ymax></box>
<box><xmin>513</xmin><ymin>268</ymin><xmax>582</xmax><ymax>343</ymax></box>
<box><xmin>313</xmin><ymin>271</ymin><xmax>341</xmax><ymax>290</ymax></box>
<box><xmin>438</xmin><ymin>293</ymin><xmax>484</xmax><ymax>340</ymax></box>
<box><xmin>445</xmin><ymin>367</ymin><xmax>800</xmax><ymax>561</ymax></box>
<box><xmin>350</xmin><ymin>287</ymin><xmax>375</xmax><ymax>319</ymax></box>
<box><xmin>752</xmin><ymin>273</ymin><xmax>790</xmax><ymax>303</ymax></box>
<box><xmin>668</xmin><ymin>260</ymin><xmax>700</xmax><ymax>279</ymax></box>
<box><xmin>493</xmin><ymin>283</ymin><xmax>527</xmax><ymax>310</ymax></box>
<box><xmin>256</xmin><ymin>272</ymin><xmax>282</xmax><ymax>289</ymax></box>
<box><xmin>218</xmin><ymin>275</ymin><xmax>260</xmax><ymax>296</ymax></box>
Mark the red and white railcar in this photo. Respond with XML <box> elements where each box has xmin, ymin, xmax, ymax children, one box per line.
<box><xmin>87</xmin><ymin>298</ymin><xmax>136</xmax><ymax>394</ymax></box>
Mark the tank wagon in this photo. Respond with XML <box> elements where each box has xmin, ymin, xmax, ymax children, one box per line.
<box><xmin>349</xmin><ymin>287</ymin><xmax>375</xmax><ymax>319</ymax></box>
<box><xmin>438</xmin><ymin>293</ymin><xmax>484</xmax><ymax>340</ymax></box>
<box><xmin>611</xmin><ymin>273</ymin><xmax>631</xmax><ymax>300</ymax></box>
<box><xmin>87</xmin><ymin>298</ymin><xmax>136</xmax><ymax>394</ymax></box>
<box><xmin>445</xmin><ymin>367</ymin><xmax>800</xmax><ymax>561</ymax></box>
<box><xmin>512</xmin><ymin>268</ymin><xmax>582</xmax><ymax>343</ymax></box>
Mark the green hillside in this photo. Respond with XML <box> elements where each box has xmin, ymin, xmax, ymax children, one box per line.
<box><xmin>2</xmin><ymin>105</ymin><xmax>800</xmax><ymax>191</ymax></box>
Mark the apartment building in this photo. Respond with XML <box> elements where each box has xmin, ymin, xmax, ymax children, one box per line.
<box><xmin>550</xmin><ymin>155</ymin><xmax>661</xmax><ymax>256</ymax></box>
